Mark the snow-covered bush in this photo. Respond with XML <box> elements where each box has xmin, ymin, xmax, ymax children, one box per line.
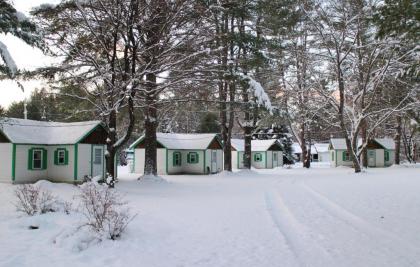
<box><xmin>14</xmin><ymin>184</ymin><xmax>58</xmax><ymax>215</ymax></box>
<box><xmin>78</xmin><ymin>182</ymin><xmax>134</xmax><ymax>240</ymax></box>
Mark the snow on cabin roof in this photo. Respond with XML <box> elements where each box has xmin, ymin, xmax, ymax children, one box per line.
<box><xmin>291</xmin><ymin>143</ymin><xmax>302</xmax><ymax>154</ymax></box>
<box><xmin>375</xmin><ymin>138</ymin><xmax>395</xmax><ymax>150</ymax></box>
<box><xmin>0</xmin><ymin>118</ymin><xmax>102</xmax><ymax>145</ymax></box>
<box><xmin>314</xmin><ymin>143</ymin><xmax>329</xmax><ymax>153</ymax></box>
<box><xmin>231</xmin><ymin>139</ymin><xmax>280</xmax><ymax>151</ymax></box>
<box><xmin>330</xmin><ymin>138</ymin><xmax>395</xmax><ymax>150</ymax></box>
<box><xmin>130</xmin><ymin>133</ymin><xmax>220</xmax><ymax>150</ymax></box>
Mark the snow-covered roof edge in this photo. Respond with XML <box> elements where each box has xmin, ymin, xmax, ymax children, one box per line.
<box><xmin>329</xmin><ymin>138</ymin><xmax>396</xmax><ymax>150</ymax></box>
<box><xmin>129</xmin><ymin>133</ymin><xmax>222</xmax><ymax>150</ymax></box>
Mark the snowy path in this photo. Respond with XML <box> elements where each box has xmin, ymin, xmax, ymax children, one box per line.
<box><xmin>0</xmin><ymin>166</ymin><xmax>420</xmax><ymax>267</ymax></box>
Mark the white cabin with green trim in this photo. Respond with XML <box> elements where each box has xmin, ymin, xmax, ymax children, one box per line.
<box><xmin>0</xmin><ymin>118</ymin><xmax>108</xmax><ymax>183</ymax></box>
<box><xmin>329</xmin><ymin>138</ymin><xmax>395</xmax><ymax>168</ymax></box>
<box><xmin>231</xmin><ymin>139</ymin><xmax>283</xmax><ymax>169</ymax></box>
<box><xmin>129</xmin><ymin>133</ymin><xmax>223</xmax><ymax>175</ymax></box>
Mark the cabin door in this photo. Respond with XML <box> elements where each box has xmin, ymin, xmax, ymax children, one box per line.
<box><xmin>367</xmin><ymin>150</ymin><xmax>376</xmax><ymax>167</ymax></box>
<box><xmin>92</xmin><ymin>146</ymin><xmax>104</xmax><ymax>178</ymax></box>
<box><xmin>211</xmin><ymin>150</ymin><xmax>218</xmax><ymax>173</ymax></box>
<box><xmin>273</xmin><ymin>152</ymin><xmax>278</xmax><ymax>167</ymax></box>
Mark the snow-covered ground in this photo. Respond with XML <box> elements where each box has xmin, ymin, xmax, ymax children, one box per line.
<box><xmin>1</xmin><ymin>164</ymin><xmax>420</xmax><ymax>267</ymax></box>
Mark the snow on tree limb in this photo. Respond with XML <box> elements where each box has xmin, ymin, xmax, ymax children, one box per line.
<box><xmin>238</xmin><ymin>73</ymin><xmax>273</xmax><ymax>114</ymax></box>
<box><xmin>0</xmin><ymin>41</ymin><xmax>18</xmax><ymax>78</ymax></box>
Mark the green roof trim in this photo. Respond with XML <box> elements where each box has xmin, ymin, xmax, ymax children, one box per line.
<box><xmin>129</xmin><ymin>135</ymin><xmax>166</xmax><ymax>149</ymax></box>
<box><xmin>75</xmin><ymin>123</ymin><xmax>105</xmax><ymax>144</ymax></box>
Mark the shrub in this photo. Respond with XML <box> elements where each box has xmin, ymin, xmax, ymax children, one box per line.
<box><xmin>14</xmin><ymin>184</ymin><xmax>59</xmax><ymax>216</ymax></box>
<box><xmin>78</xmin><ymin>182</ymin><xmax>134</xmax><ymax>240</ymax></box>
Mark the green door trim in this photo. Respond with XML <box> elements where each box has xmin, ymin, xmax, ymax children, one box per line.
<box><xmin>166</xmin><ymin>149</ymin><xmax>168</xmax><ymax>174</ymax></box>
<box><xmin>265</xmin><ymin>151</ymin><xmax>268</xmax><ymax>168</ymax></box>
<box><xmin>11</xmin><ymin>144</ymin><xmax>16</xmax><ymax>182</ymax></box>
<box><xmin>74</xmin><ymin>144</ymin><xmax>78</xmax><ymax>180</ymax></box>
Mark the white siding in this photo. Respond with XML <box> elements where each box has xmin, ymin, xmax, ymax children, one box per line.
<box><xmin>385</xmin><ymin>150</ymin><xmax>395</xmax><ymax>166</ymax></box>
<box><xmin>0</xmin><ymin>143</ymin><xmax>12</xmax><ymax>182</ymax></box>
<box><xmin>318</xmin><ymin>152</ymin><xmax>330</xmax><ymax>162</ymax></box>
<box><xmin>231</xmin><ymin>151</ymin><xmax>238</xmax><ymax>169</ymax></box>
<box><xmin>332</xmin><ymin>150</ymin><xmax>353</xmax><ymax>167</ymax></box>
<box><xmin>375</xmin><ymin>149</ymin><xmax>385</xmax><ymax>167</ymax></box>
<box><xmin>181</xmin><ymin>150</ymin><xmax>204</xmax><ymax>174</ymax></box>
<box><xmin>266</xmin><ymin>151</ymin><xmax>273</xmax><ymax>168</ymax></box>
<box><xmin>168</xmin><ymin>150</ymin><xmax>182</xmax><ymax>174</ymax></box>
<box><xmin>216</xmin><ymin>149</ymin><xmax>223</xmax><ymax>172</ymax></box>
<box><xmin>134</xmin><ymin>149</ymin><xmax>145</xmax><ymax>174</ymax></box>
<box><xmin>76</xmin><ymin>144</ymin><xmax>91</xmax><ymax>181</ymax></box>
<box><xmin>251</xmin><ymin>151</ymin><xmax>266</xmax><ymax>169</ymax></box>
<box><xmin>47</xmin><ymin>145</ymin><xmax>74</xmax><ymax>182</ymax></box>
<box><xmin>14</xmin><ymin>145</ymin><xmax>48</xmax><ymax>183</ymax></box>
<box><xmin>157</xmin><ymin>149</ymin><xmax>167</xmax><ymax>175</ymax></box>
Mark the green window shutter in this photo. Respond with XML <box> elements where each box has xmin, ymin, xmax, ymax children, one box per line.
<box><xmin>28</xmin><ymin>148</ymin><xmax>33</xmax><ymax>170</ymax></box>
<box><xmin>187</xmin><ymin>153</ymin><xmax>191</xmax><ymax>163</ymax></box>
<box><xmin>54</xmin><ymin>150</ymin><xmax>58</xmax><ymax>165</ymax></box>
<box><xmin>385</xmin><ymin>151</ymin><xmax>389</xmax><ymax>161</ymax></box>
<box><xmin>342</xmin><ymin>151</ymin><xmax>345</xmax><ymax>161</ymax></box>
<box><xmin>196</xmin><ymin>153</ymin><xmax>199</xmax><ymax>163</ymax></box>
<box><xmin>254</xmin><ymin>153</ymin><xmax>257</xmax><ymax>161</ymax></box>
<box><xmin>64</xmin><ymin>149</ymin><xmax>69</xmax><ymax>164</ymax></box>
<box><xmin>42</xmin><ymin>149</ymin><xmax>48</xmax><ymax>169</ymax></box>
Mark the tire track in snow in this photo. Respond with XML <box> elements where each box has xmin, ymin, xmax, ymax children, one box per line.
<box><xmin>300</xmin><ymin>183</ymin><xmax>420</xmax><ymax>266</ymax></box>
<box><xmin>264</xmin><ymin>190</ymin><xmax>333</xmax><ymax>267</ymax></box>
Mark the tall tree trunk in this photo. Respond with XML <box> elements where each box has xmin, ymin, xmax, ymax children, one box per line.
<box><xmin>143</xmin><ymin>73</ymin><xmax>158</xmax><ymax>176</ymax></box>
<box><xmin>299</xmin><ymin>122</ymin><xmax>308</xmax><ymax>165</ymax></box>
<box><xmin>395</xmin><ymin>115</ymin><xmax>402</xmax><ymax>165</ymax></box>
<box><xmin>106</xmin><ymin>109</ymin><xmax>117</xmax><ymax>185</ymax></box>
<box><xmin>304</xmin><ymin>125</ymin><xmax>311</xmax><ymax>168</ymax></box>
<box><xmin>361</xmin><ymin>118</ymin><xmax>368</xmax><ymax>168</ymax></box>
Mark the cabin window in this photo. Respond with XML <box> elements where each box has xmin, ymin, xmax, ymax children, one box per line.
<box><xmin>254</xmin><ymin>153</ymin><xmax>263</xmax><ymax>162</ymax></box>
<box><xmin>54</xmin><ymin>148</ymin><xmax>68</xmax><ymax>165</ymax></box>
<box><xmin>28</xmin><ymin>148</ymin><xmax>47</xmax><ymax>170</ymax></box>
<box><xmin>94</xmin><ymin>148</ymin><xmax>102</xmax><ymax>164</ymax></box>
<box><xmin>384</xmin><ymin>150</ymin><xmax>390</xmax><ymax>161</ymax></box>
<box><xmin>187</xmin><ymin>152</ymin><xmax>199</xmax><ymax>164</ymax></box>
<box><xmin>343</xmin><ymin>151</ymin><xmax>350</xmax><ymax>161</ymax></box>
<box><xmin>173</xmin><ymin>152</ymin><xmax>182</xmax><ymax>166</ymax></box>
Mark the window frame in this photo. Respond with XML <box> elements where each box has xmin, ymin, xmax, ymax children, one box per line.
<box><xmin>32</xmin><ymin>149</ymin><xmax>43</xmax><ymax>170</ymax></box>
<box><xmin>187</xmin><ymin>152</ymin><xmax>199</xmax><ymax>164</ymax></box>
<box><xmin>343</xmin><ymin>151</ymin><xmax>351</xmax><ymax>161</ymax></box>
<box><xmin>254</xmin><ymin>152</ymin><xmax>263</xmax><ymax>162</ymax></box>
<box><xmin>93</xmin><ymin>148</ymin><xmax>102</xmax><ymax>165</ymax></box>
<box><xmin>384</xmin><ymin>150</ymin><xmax>389</xmax><ymax>161</ymax></box>
<box><xmin>173</xmin><ymin>151</ymin><xmax>182</xmax><ymax>166</ymax></box>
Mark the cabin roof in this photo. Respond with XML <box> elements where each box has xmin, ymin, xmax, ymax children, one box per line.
<box><xmin>0</xmin><ymin>118</ymin><xmax>102</xmax><ymax>145</ymax></box>
<box><xmin>231</xmin><ymin>139</ymin><xmax>281</xmax><ymax>151</ymax></box>
<box><xmin>130</xmin><ymin>133</ymin><xmax>221</xmax><ymax>150</ymax></box>
<box><xmin>329</xmin><ymin>138</ymin><xmax>395</xmax><ymax>150</ymax></box>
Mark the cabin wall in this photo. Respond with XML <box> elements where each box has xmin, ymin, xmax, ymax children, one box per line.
<box><xmin>385</xmin><ymin>150</ymin><xmax>395</xmax><ymax>166</ymax></box>
<box><xmin>375</xmin><ymin>149</ymin><xmax>385</xmax><ymax>167</ymax></box>
<box><xmin>14</xmin><ymin>145</ymin><xmax>48</xmax><ymax>183</ymax></box>
<box><xmin>204</xmin><ymin>149</ymin><xmax>223</xmax><ymax>173</ymax></box>
<box><xmin>47</xmin><ymin>145</ymin><xmax>74</xmax><ymax>182</ymax></box>
<box><xmin>331</xmin><ymin>149</ymin><xmax>353</xmax><ymax>167</ymax></box>
<box><xmin>167</xmin><ymin>149</ymin><xmax>183</xmax><ymax>174</ymax></box>
<box><xmin>232</xmin><ymin>151</ymin><xmax>239</xmax><ymax>169</ymax></box>
<box><xmin>318</xmin><ymin>152</ymin><xmax>330</xmax><ymax>162</ymax></box>
<box><xmin>133</xmin><ymin>148</ymin><xmax>167</xmax><ymax>175</ymax></box>
<box><xmin>0</xmin><ymin>143</ymin><xmax>12</xmax><ymax>182</ymax></box>
<box><xmin>216</xmin><ymin>149</ymin><xmax>223</xmax><ymax>172</ymax></box>
<box><xmin>76</xmin><ymin>144</ymin><xmax>91</xmax><ymax>181</ymax></box>
<box><xmin>180</xmin><ymin>150</ymin><xmax>204</xmax><ymax>174</ymax></box>
<box><xmin>266</xmin><ymin>151</ymin><xmax>273</xmax><ymax>169</ymax></box>
<box><xmin>272</xmin><ymin>151</ymin><xmax>283</xmax><ymax>167</ymax></box>
<box><xmin>251</xmin><ymin>151</ymin><xmax>266</xmax><ymax>169</ymax></box>
<box><xmin>157</xmin><ymin>149</ymin><xmax>167</xmax><ymax>175</ymax></box>
<box><xmin>134</xmin><ymin>149</ymin><xmax>145</xmax><ymax>174</ymax></box>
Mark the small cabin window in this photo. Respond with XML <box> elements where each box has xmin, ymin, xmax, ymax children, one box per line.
<box><xmin>384</xmin><ymin>150</ymin><xmax>389</xmax><ymax>161</ymax></box>
<box><xmin>33</xmin><ymin>149</ymin><xmax>43</xmax><ymax>169</ymax></box>
<box><xmin>254</xmin><ymin>153</ymin><xmax>263</xmax><ymax>162</ymax></box>
<box><xmin>187</xmin><ymin>152</ymin><xmax>199</xmax><ymax>164</ymax></box>
<box><xmin>94</xmin><ymin>148</ymin><xmax>102</xmax><ymax>164</ymax></box>
<box><xmin>343</xmin><ymin>151</ymin><xmax>350</xmax><ymax>161</ymax></box>
<box><xmin>273</xmin><ymin>153</ymin><xmax>277</xmax><ymax>161</ymax></box>
<box><xmin>54</xmin><ymin>148</ymin><xmax>68</xmax><ymax>165</ymax></box>
<box><xmin>173</xmin><ymin>152</ymin><xmax>182</xmax><ymax>166</ymax></box>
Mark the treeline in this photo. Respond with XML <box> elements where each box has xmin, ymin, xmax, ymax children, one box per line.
<box><xmin>0</xmin><ymin>0</ymin><xmax>418</xmax><ymax>178</ymax></box>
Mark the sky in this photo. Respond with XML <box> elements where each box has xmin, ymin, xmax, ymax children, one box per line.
<box><xmin>0</xmin><ymin>0</ymin><xmax>61</xmax><ymax>108</ymax></box>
